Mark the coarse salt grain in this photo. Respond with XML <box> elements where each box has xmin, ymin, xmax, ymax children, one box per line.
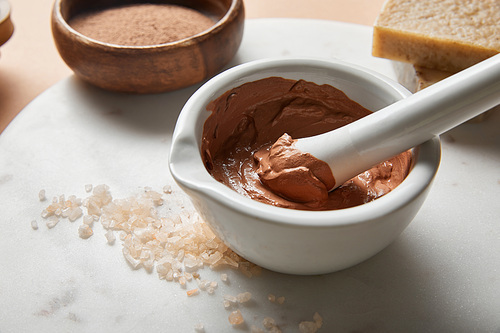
<box><xmin>263</xmin><ymin>317</ymin><xmax>277</xmax><ymax>329</ymax></box>
<box><xmin>83</xmin><ymin>215</ymin><xmax>94</xmax><ymax>226</ymax></box>
<box><xmin>105</xmin><ymin>229</ymin><xmax>116</xmax><ymax>244</ymax></box>
<box><xmin>298</xmin><ymin>321</ymin><xmax>318</xmax><ymax>333</ymax></box>
<box><xmin>39</xmin><ymin>189</ymin><xmax>46</xmax><ymax>201</ymax></box>
<box><xmin>68</xmin><ymin>207</ymin><xmax>83</xmax><ymax>222</ymax></box>
<box><xmin>250</xmin><ymin>325</ymin><xmax>264</xmax><ymax>333</ymax></box>
<box><xmin>78</xmin><ymin>224</ymin><xmax>93</xmax><ymax>239</ymax></box>
<box><xmin>223</xmin><ymin>294</ymin><xmax>238</xmax><ymax>304</ymax></box>
<box><xmin>228</xmin><ymin>309</ymin><xmax>244</xmax><ymax>325</ymax></box>
<box><xmin>46</xmin><ymin>216</ymin><xmax>59</xmax><ymax>229</ymax></box>
<box><xmin>187</xmin><ymin>288</ymin><xmax>199</xmax><ymax>297</ymax></box>
<box><xmin>298</xmin><ymin>312</ymin><xmax>323</xmax><ymax>333</ymax></box>
<box><xmin>194</xmin><ymin>323</ymin><xmax>205</xmax><ymax>332</ymax></box>
<box><xmin>85</xmin><ymin>184</ymin><xmax>93</xmax><ymax>192</ymax></box>
<box><xmin>313</xmin><ymin>312</ymin><xmax>323</xmax><ymax>328</ymax></box>
<box><xmin>237</xmin><ymin>291</ymin><xmax>252</xmax><ymax>303</ymax></box>
<box><xmin>268</xmin><ymin>293</ymin><xmax>285</xmax><ymax>304</ymax></box>
<box><xmin>31</xmin><ymin>220</ymin><xmax>38</xmax><ymax>230</ymax></box>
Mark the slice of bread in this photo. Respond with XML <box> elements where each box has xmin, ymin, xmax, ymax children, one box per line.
<box><xmin>372</xmin><ymin>0</ymin><xmax>500</xmax><ymax>72</ymax></box>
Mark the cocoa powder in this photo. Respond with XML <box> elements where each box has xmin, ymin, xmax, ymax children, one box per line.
<box><xmin>69</xmin><ymin>4</ymin><xmax>215</xmax><ymax>46</ymax></box>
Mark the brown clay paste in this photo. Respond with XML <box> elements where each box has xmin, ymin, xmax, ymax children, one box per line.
<box><xmin>201</xmin><ymin>77</ymin><xmax>412</xmax><ymax>211</ymax></box>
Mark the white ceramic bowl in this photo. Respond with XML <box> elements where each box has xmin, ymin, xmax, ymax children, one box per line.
<box><xmin>169</xmin><ymin>58</ymin><xmax>441</xmax><ymax>275</ymax></box>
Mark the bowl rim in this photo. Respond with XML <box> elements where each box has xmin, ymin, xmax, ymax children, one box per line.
<box><xmin>0</xmin><ymin>0</ymin><xmax>14</xmax><ymax>47</ymax></box>
<box><xmin>52</xmin><ymin>0</ymin><xmax>242</xmax><ymax>49</ymax></box>
<box><xmin>169</xmin><ymin>57</ymin><xmax>441</xmax><ymax>228</ymax></box>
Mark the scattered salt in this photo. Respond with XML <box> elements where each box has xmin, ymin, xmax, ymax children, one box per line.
<box><xmin>41</xmin><ymin>209</ymin><xmax>49</xmax><ymax>219</ymax></box>
<box><xmin>187</xmin><ymin>288</ymin><xmax>199</xmax><ymax>297</ymax></box>
<box><xmin>207</xmin><ymin>281</ymin><xmax>218</xmax><ymax>294</ymax></box>
<box><xmin>263</xmin><ymin>317</ymin><xmax>276</xmax><ymax>329</ymax></box>
<box><xmin>237</xmin><ymin>291</ymin><xmax>252</xmax><ymax>303</ymax></box>
<box><xmin>250</xmin><ymin>325</ymin><xmax>264</xmax><ymax>333</ymax></box>
<box><xmin>223</xmin><ymin>294</ymin><xmax>238</xmax><ymax>304</ymax></box>
<box><xmin>298</xmin><ymin>321</ymin><xmax>318</xmax><ymax>333</ymax></box>
<box><xmin>194</xmin><ymin>323</ymin><xmax>205</xmax><ymax>332</ymax></box>
<box><xmin>313</xmin><ymin>312</ymin><xmax>323</xmax><ymax>328</ymax></box>
<box><xmin>46</xmin><ymin>216</ymin><xmax>59</xmax><ymax>229</ymax></box>
<box><xmin>31</xmin><ymin>220</ymin><xmax>38</xmax><ymax>230</ymax></box>
<box><xmin>298</xmin><ymin>313</ymin><xmax>323</xmax><ymax>333</ymax></box>
<box><xmin>105</xmin><ymin>230</ymin><xmax>116</xmax><ymax>244</ymax></box>
<box><xmin>163</xmin><ymin>185</ymin><xmax>172</xmax><ymax>194</ymax></box>
<box><xmin>83</xmin><ymin>215</ymin><xmax>94</xmax><ymax>226</ymax></box>
<box><xmin>78</xmin><ymin>224</ymin><xmax>93</xmax><ymax>239</ymax></box>
<box><xmin>35</xmin><ymin>185</ymin><xmax>322</xmax><ymax>330</ymax></box>
<box><xmin>68</xmin><ymin>207</ymin><xmax>83</xmax><ymax>222</ymax></box>
<box><xmin>228</xmin><ymin>309</ymin><xmax>244</xmax><ymax>325</ymax></box>
<box><xmin>38</xmin><ymin>189</ymin><xmax>46</xmax><ymax>201</ymax></box>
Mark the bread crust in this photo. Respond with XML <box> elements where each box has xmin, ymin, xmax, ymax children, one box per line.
<box><xmin>373</xmin><ymin>26</ymin><xmax>498</xmax><ymax>72</ymax></box>
<box><xmin>372</xmin><ymin>0</ymin><xmax>500</xmax><ymax>72</ymax></box>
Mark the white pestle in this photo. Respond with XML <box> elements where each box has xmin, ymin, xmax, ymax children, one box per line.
<box><xmin>294</xmin><ymin>53</ymin><xmax>500</xmax><ymax>191</ymax></box>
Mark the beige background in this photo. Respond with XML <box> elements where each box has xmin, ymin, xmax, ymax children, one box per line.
<box><xmin>0</xmin><ymin>0</ymin><xmax>386</xmax><ymax>133</ymax></box>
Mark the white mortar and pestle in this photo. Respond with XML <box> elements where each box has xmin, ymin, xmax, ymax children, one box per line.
<box><xmin>169</xmin><ymin>56</ymin><xmax>498</xmax><ymax>275</ymax></box>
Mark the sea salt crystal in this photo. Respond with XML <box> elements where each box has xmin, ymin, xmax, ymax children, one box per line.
<box><xmin>298</xmin><ymin>313</ymin><xmax>323</xmax><ymax>333</ymax></box>
<box><xmin>228</xmin><ymin>310</ymin><xmax>244</xmax><ymax>325</ymax></box>
<box><xmin>276</xmin><ymin>296</ymin><xmax>285</xmax><ymax>304</ymax></box>
<box><xmin>220</xmin><ymin>273</ymin><xmax>228</xmax><ymax>282</ymax></box>
<box><xmin>31</xmin><ymin>220</ymin><xmax>38</xmax><ymax>230</ymax></box>
<box><xmin>61</xmin><ymin>207</ymin><xmax>71</xmax><ymax>218</ymax></box>
<box><xmin>179</xmin><ymin>276</ymin><xmax>187</xmax><ymax>287</ymax></box>
<box><xmin>123</xmin><ymin>249</ymin><xmax>141</xmax><ymax>269</ymax></box>
<box><xmin>250</xmin><ymin>326</ymin><xmax>264</xmax><ymax>333</ymax></box>
<box><xmin>186</xmin><ymin>288</ymin><xmax>199</xmax><ymax>297</ymax></box>
<box><xmin>207</xmin><ymin>281</ymin><xmax>218</xmax><ymax>294</ymax></box>
<box><xmin>68</xmin><ymin>207</ymin><xmax>83</xmax><ymax>222</ymax></box>
<box><xmin>298</xmin><ymin>321</ymin><xmax>318</xmax><ymax>333</ymax></box>
<box><xmin>78</xmin><ymin>224</ymin><xmax>93</xmax><ymax>239</ymax></box>
<box><xmin>38</xmin><ymin>189</ymin><xmax>46</xmax><ymax>201</ymax></box>
<box><xmin>263</xmin><ymin>317</ymin><xmax>276</xmax><ymax>329</ymax></box>
<box><xmin>41</xmin><ymin>209</ymin><xmax>50</xmax><ymax>219</ymax></box>
<box><xmin>237</xmin><ymin>292</ymin><xmax>252</xmax><ymax>303</ymax></box>
<box><xmin>194</xmin><ymin>323</ymin><xmax>205</xmax><ymax>332</ymax></box>
<box><xmin>223</xmin><ymin>294</ymin><xmax>238</xmax><ymax>304</ymax></box>
<box><xmin>83</xmin><ymin>215</ymin><xmax>94</xmax><ymax>226</ymax></box>
<box><xmin>85</xmin><ymin>184</ymin><xmax>93</xmax><ymax>192</ymax></box>
<box><xmin>313</xmin><ymin>312</ymin><xmax>323</xmax><ymax>327</ymax></box>
<box><xmin>46</xmin><ymin>216</ymin><xmax>59</xmax><ymax>229</ymax></box>
<box><xmin>105</xmin><ymin>230</ymin><xmax>116</xmax><ymax>244</ymax></box>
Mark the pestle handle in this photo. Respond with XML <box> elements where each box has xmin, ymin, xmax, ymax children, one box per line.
<box><xmin>295</xmin><ymin>53</ymin><xmax>500</xmax><ymax>190</ymax></box>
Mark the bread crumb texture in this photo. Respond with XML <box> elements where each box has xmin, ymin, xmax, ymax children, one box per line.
<box><xmin>373</xmin><ymin>0</ymin><xmax>500</xmax><ymax>71</ymax></box>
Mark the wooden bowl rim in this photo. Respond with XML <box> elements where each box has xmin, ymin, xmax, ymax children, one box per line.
<box><xmin>52</xmin><ymin>0</ymin><xmax>242</xmax><ymax>50</ymax></box>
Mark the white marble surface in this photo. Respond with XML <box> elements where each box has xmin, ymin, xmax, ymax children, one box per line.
<box><xmin>0</xmin><ymin>19</ymin><xmax>499</xmax><ymax>333</ymax></box>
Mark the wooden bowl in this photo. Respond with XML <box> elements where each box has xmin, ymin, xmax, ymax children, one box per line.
<box><xmin>51</xmin><ymin>0</ymin><xmax>245</xmax><ymax>94</ymax></box>
<box><xmin>0</xmin><ymin>0</ymin><xmax>14</xmax><ymax>47</ymax></box>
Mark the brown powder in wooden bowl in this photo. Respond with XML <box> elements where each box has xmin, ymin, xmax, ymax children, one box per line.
<box><xmin>69</xmin><ymin>4</ymin><xmax>215</xmax><ymax>46</ymax></box>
